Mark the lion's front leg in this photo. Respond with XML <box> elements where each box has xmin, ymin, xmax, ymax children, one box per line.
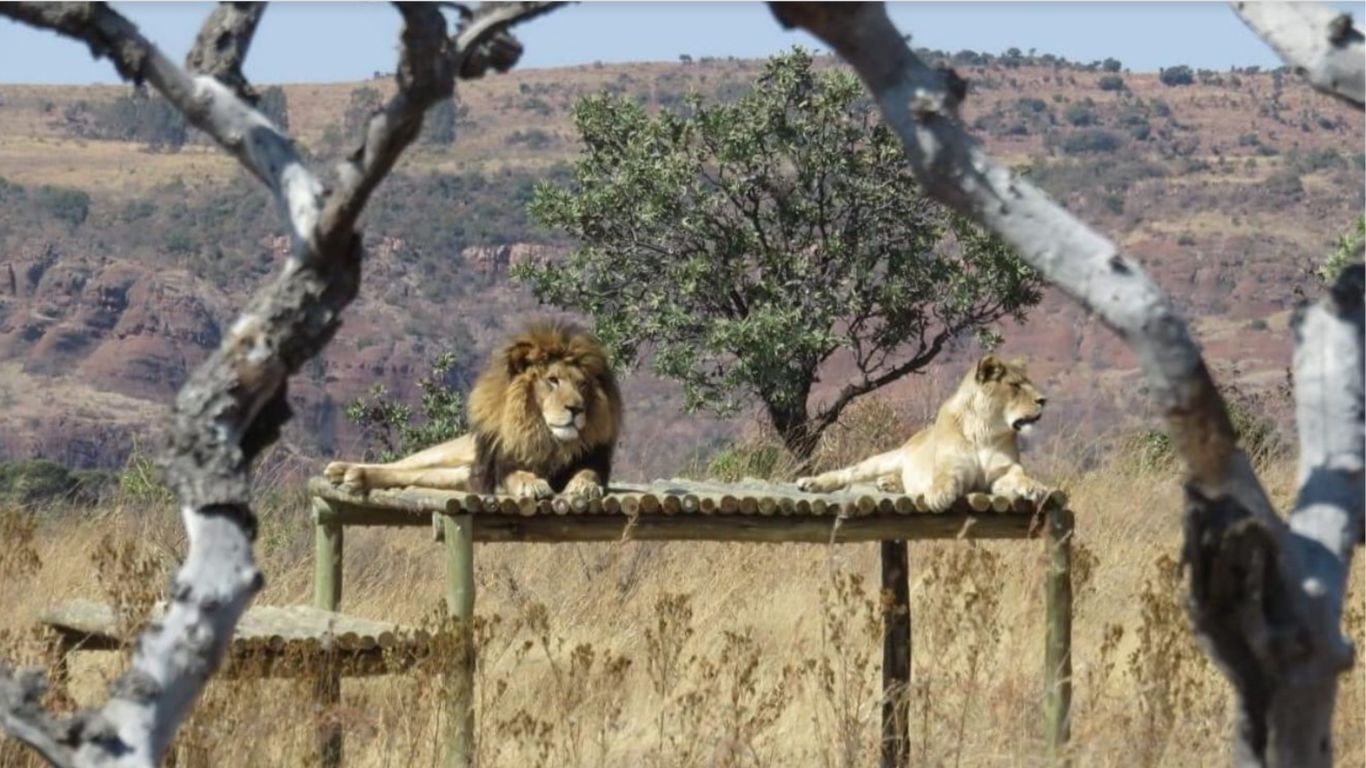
<box><xmin>562</xmin><ymin>469</ymin><xmax>605</xmax><ymax>500</ymax></box>
<box><xmin>502</xmin><ymin>471</ymin><xmax>554</xmax><ymax>500</ymax></box>
<box><xmin>991</xmin><ymin>464</ymin><xmax>1050</xmax><ymax>504</ymax></box>
<box><xmin>923</xmin><ymin>474</ymin><xmax>965</xmax><ymax>513</ymax></box>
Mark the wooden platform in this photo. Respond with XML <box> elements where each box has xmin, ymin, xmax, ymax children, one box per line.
<box><xmin>305</xmin><ymin>475</ymin><xmax>1077</xmax><ymax>768</ymax></box>
<box><xmin>308</xmin><ymin>477</ymin><xmax>1067</xmax><ymax>542</ymax></box>
<box><xmin>41</xmin><ymin>599</ymin><xmax>429</xmax><ymax>678</ymax></box>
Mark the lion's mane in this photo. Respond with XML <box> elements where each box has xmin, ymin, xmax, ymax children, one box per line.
<box><xmin>467</xmin><ymin>321</ymin><xmax>622</xmax><ymax>494</ymax></box>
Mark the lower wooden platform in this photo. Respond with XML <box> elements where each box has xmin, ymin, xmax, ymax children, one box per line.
<box><xmin>40</xmin><ymin>599</ymin><xmax>428</xmax><ymax>679</ymax></box>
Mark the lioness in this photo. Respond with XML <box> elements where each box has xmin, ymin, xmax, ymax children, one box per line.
<box><xmin>795</xmin><ymin>355</ymin><xmax>1051</xmax><ymax>512</ymax></box>
<box><xmin>324</xmin><ymin>321</ymin><xmax>622</xmax><ymax>500</ymax></box>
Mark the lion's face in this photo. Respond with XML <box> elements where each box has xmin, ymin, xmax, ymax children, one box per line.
<box><xmin>973</xmin><ymin>355</ymin><xmax>1047</xmax><ymax>434</ymax></box>
<box><xmin>530</xmin><ymin>360</ymin><xmax>593</xmax><ymax>442</ymax></box>
<box><xmin>468</xmin><ymin>321</ymin><xmax>623</xmax><ymax>461</ymax></box>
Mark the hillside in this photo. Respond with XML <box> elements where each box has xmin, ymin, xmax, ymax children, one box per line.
<box><xmin>0</xmin><ymin>54</ymin><xmax>1361</xmax><ymax>478</ymax></box>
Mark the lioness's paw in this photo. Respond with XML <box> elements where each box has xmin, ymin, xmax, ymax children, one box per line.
<box><xmin>995</xmin><ymin>478</ymin><xmax>1049</xmax><ymax>505</ymax></box>
<box><xmin>564</xmin><ymin>476</ymin><xmax>604</xmax><ymax>500</ymax></box>
<box><xmin>923</xmin><ymin>491</ymin><xmax>957</xmax><ymax>514</ymax></box>
<box><xmin>876</xmin><ymin>475</ymin><xmax>903</xmax><ymax>493</ymax></box>
<box><xmin>796</xmin><ymin>476</ymin><xmax>840</xmax><ymax>493</ymax></box>
<box><xmin>323</xmin><ymin>462</ymin><xmax>350</xmax><ymax>485</ymax></box>
<box><xmin>340</xmin><ymin>466</ymin><xmax>369</xmax><ymax>495</ymax></box>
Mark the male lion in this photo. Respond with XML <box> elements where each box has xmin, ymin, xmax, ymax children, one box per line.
<box><xmin>324</xmin><ymin>321</ymin><xmax>622</xmax><ymax>500</ymax></box>
<box><xmin>795</xmin><ymin>355</ymin><xmax>1051</xmax><ymax>512</ymax></box>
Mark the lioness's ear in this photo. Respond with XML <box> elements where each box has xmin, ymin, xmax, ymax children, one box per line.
<box><xmin>1008</xmin><ymin>357</ymin><xmax>1028</xmax><ymax>372</ymax></box>
<box><xmin>505</xmin><ymin>341</ymin><xmax>538</xmax><ymax>375</ymax></box>
<box><xmin>976</xmin><ymin>355</ymin><xmax>1006</xmax><ymax>383</ymax></box>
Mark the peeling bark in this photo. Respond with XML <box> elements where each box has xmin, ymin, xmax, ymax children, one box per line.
<box><xmin>1232</xmin><ymin>1</ymin><xmax>1365</xmax><ymax>109</ymax></box>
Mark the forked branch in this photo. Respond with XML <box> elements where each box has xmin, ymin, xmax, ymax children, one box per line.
<box><xmin>0</xmin><ymin>2</ymin><xmax>557</xmax><ymax>766</ymax></box>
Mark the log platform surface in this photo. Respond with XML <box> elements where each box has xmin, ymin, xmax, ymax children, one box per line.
<box><xmin>308</xmin><ymin>476</ymin><xmax>1068</xmax><ymax>543</ymax></box>
<box><xmin>41</xmin><ymin>598</ymin><xmax>428</xmax><ymax>678</ymax></box>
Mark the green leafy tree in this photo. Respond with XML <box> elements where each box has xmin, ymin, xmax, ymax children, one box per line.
<box><xmin>518</xmin><ymin>49</ymin><xmax>1042</xmax><ymax>458</ymax></box>
<box><xmin>344</xmin><ymin>351</ymin><xmax>468</xmax><ymax>462</ymax></box>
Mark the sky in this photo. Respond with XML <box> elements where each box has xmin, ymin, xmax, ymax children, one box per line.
<box><xmin>1</xmin><ymin>2</ymin><xmax>1363</xmax><ymax>85</ymax></box>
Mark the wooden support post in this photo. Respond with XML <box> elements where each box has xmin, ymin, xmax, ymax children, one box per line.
<box><xmin>880</xmin><ymin>540</ymin><xmax>911</xmax><ymax>768</ymax></box>
<box><xmin>311</xmin><ymin>497</ymin><xmax>344</xmax><ymax>768</ymax></box>
<box><xmin>1043</xmin><ymin>507</ymin><xmax>1074</xmax><ymax>766</ymax></box>
<box><xmin>442</xmin><ymin>513</ymin><xmax>476</xmax><ymax>768</ymax></box>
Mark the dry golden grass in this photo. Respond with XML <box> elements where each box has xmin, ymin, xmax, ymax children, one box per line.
<box><xmin>1</xmin><ymin>424</ymin><xmax>1362</xmax><ymax>767</ymax></box>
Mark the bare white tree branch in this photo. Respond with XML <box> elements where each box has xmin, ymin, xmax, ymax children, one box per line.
<box><xmin>769</xmin><ymin>3</ymin><xmax>1363</xmax><ymax>765</ymax></box>
<box><xmin>1233</xmin><ymin>1</ymin><xmax>1365</xmax><ymax>109</ymax></box>
<box><xmin>184</xmin><ymin>2</ymin><xmax>266</xmax><ymax>103</ymax></box>
<box><xmin>0</xmin><ymin>3</ymin><xmax>558</xmax><ymax>766</ymax></box>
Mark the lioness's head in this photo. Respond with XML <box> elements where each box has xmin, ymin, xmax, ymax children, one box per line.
<box><xmin>470</xmin><ymin>321</ymin><xmax>622</xmax><ymax>450</ymax></box>
<box><xmin>972</xmin><ymin>355</ymin><xmax>1047</xmax><ymax>434</ymax></box>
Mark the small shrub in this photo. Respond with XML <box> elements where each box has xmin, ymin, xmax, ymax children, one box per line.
<box><xmin>1098</xmin><ymin>74</ymin><xmax>1125</xmax><ymax>92</ymax></box>
<box><xmin>702</xmin><ymin>441</ymin><xmax>796</xmax><ymax>482</ymax></box>
<box><xmin>1159</xmin><ymin>65</ymin><xmax>1194</xmax><ymax>86</ymax></box>
<box><xmin>505</xmin><ymin>128</ymin><xmax>554</xmax><ymax>150</ymax></box>
<box><xmin>34</xmin><ymin>185</ymin><xmax>90</xmax><ymax>228</ymax></box>
<box><xmin>344</xmin><ymin>351</ymin><xmax>469</xmax><ymax>462</ymax></box>
<box><xmin>1065</xmin><ymin>103</ymin><xmax>1097</xmax><ymax>126</ymax></box>
<box><xmin>1061</xmin><ymin>129</ymin><xmax>1122</xmax><ymax>155</ymax></box>
<box><xmin>1264</xmin><ymin>169</ymin><xmax>1304</xmax><ymax>200</ymax></box>
<box><xmin>162</xmin><ymin>226</ymin><xmax>196</xmax><ymax>255</ymax></box>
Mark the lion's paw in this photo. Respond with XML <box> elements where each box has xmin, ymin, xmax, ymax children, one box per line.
<box><xmin>875</xmin><ymin>475</ymin><xmax>903</xmax><ymax>493</ymax></box>
<box><xmin>507</xmin><ymin>475</ymin><xmax>554</xmax><ymax>500</ymax></box>
<box><xmin>564</xmin><ymin>476</ymin><xmax>604</xmax><ymax>500</ymax></box>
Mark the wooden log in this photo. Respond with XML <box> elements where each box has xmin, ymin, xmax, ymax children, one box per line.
<box><xmin>757</xmin><ymin>495</ymin><xmax>779</xmax><ymax>516</ymax></box>
<box><xmin>966</xmin><ymin>493</ymin><xmax>992</xmax><ymax>512</ymax></box>
<box><xmin>881</xmin><ymin>540</ymin><xmax>911</xmax><ymax>768</ymax></box>
<box><xmin>310</xmin><ymin>497</ymin><xmax>344</xmax><ymax>768</ymax></box>
<box><xmin>1043</xmin><ymin>506</ymin><xmax>1074</xmax><ymax>765</ymax></box>
<box><xmin>661</xmin><ymin>494</ymin><xmax>682</xmax><ymax>515</ymax></box>
<box><xmin>442</xmin><ymin>513</ymin><xmax>477</xmax><ymax>768</ymax></box>
<box><xmin>312</xmin><ymin>499</ymin><xmax>344</xmax><ymax>613</ymax></box>
<box><xmin>465</xmin><ymin>513</ymin><xmax>1034</xmax><ymax>542</ymax></box>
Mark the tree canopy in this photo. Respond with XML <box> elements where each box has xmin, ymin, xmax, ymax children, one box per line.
<box><xmin>518</xmin><ymin>49</ymin><xmax>1042</xmax><ymax>458</ymax></box>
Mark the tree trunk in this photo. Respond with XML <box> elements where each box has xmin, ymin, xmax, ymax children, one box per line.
<box><xmin>767</xmin><ymin>401</ymin><xmax>820</xmax><ymax>463</ymax></box>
